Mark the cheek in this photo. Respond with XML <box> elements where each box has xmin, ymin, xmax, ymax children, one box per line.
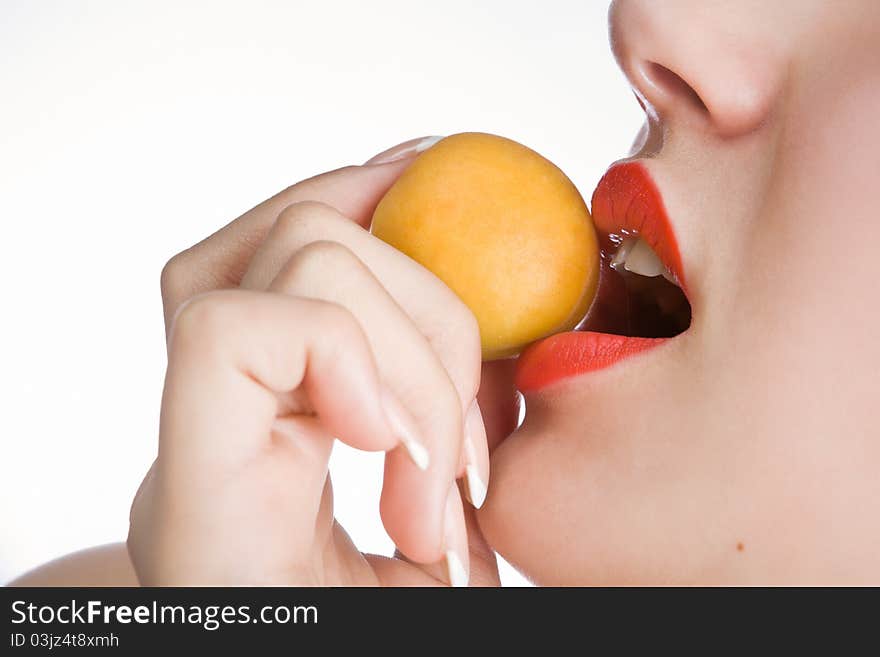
<box><xmin>734</xmin><ymin>74</ymin><xmax>880</xmax><ymax>428</ymax></box>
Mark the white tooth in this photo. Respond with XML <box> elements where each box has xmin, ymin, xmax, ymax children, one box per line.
<box><xmin>610</xmin><ymin>236</ymin><xmax>637</xmax><ymax>271</ymax></box>
<box><xmin>662</xmin><ymin>269</ymin><xmax>679</xmax><ymax>285</ymax></box>
<box><xmin>623</xmin><ymin>237</ymin><xmax>666</xmax><ymax>277</ymax></box>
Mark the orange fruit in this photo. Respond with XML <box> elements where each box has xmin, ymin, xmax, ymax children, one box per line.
<box><xmin>371</xmin><ymin>132</ymin><xmax>599</xmax><ymax>360</ymax></box>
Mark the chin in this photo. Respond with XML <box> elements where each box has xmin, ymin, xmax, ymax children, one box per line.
<box><xmin>477</xmin><ymin>362</ymin><xmax>697</xmax><ymax>586</ymax></box>
<box><xmin>476</xmin><ymin>396</ymin><xmax>630</xmax><ymax>586</ymax></box>
<box><xmin>477</xmin><ymin>407</ymin><xmax>588</xmax><ymax>586</ymax></box>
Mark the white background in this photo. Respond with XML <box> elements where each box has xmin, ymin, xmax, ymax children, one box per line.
<box><xmin>0</xmin><ymin>0</ymin><xmax>641</xmax><ymax>585</ymax></box>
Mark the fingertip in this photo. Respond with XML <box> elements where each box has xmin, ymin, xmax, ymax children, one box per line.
<box><xmin>379</xmin><ymin>448</ymin><xmax>447</xmax><ymax>564</ymax></box>
<box><xmin>463</xmin><ymin>463</ymin><xmax>488</xmax><ymax>510</ymax></box>
<box><xmin>362</xmin><ymin>136</ymin><xmax>443</xmax><ymax>166</ymax></box>
<box><xmin>461</xmin><ymin>400</ymin><xmax>489</xmax><ymax>509</ymax></box>
<box><xmin>443</xmin><ymin>484</ymin><xmax>469</xmax><ymax>587</ymax></box>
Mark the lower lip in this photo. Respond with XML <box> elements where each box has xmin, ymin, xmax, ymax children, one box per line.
<box><xmin>515</xmin><ymin>331</ymin><xmax>666</xmax><ymax>393</ymax></box>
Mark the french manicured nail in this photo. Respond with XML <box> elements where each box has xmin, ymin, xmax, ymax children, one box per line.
<box><xmin>461</xmin><ymin>400</ymin><xmax>488</xmax><ymax>509</ymax></box>
<box><xmin>444</xmin><ymin>485</ymin><xmax>469</xmax><ymax>587</ymax></box>
<box><xmin>364</xmin><ymin>135</ymin><xmax>444</xmax><ymax>165</ymax></box>
<box><xmin>464</xmin><ymin>464</ymin><xmax>487</xmax><ymax>510</ymax></box>
<box><xmin>445</xmin><ymin>549</ymin><xmax>468</xmax><ymax>588</ymax></box>
<box><xmin>380</xmin><ymin>387</ymin><xmax>430</xmax><ymax>470</ymax></box>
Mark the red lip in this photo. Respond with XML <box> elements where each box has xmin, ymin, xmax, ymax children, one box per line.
<box><xmin>515</xmin><ymin>161</ymin><xmax>686</xmax><ymax>393</ymax></box>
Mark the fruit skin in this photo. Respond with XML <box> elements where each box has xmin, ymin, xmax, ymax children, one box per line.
<box><xmin>371</xmin><ymin>132</ymin><xmax>599</xmax><ymax>360</ymax></box>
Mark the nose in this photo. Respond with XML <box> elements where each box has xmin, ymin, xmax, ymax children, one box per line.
<box><xmin>608</xmin><ymin>0</ymin><xmax>782</xmax><ymax>138</ymax></box>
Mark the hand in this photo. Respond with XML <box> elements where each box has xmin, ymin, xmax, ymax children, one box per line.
<box><xmin>128</xmin><ymin>141</ymin><xmax>520</xmax><ymax>586</ymax></box>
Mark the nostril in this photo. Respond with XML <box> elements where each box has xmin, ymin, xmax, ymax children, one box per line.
<box><xmin>643</xmin><ymin>61</ymin><xmax>709</xmax><ymax>115</ymax></box>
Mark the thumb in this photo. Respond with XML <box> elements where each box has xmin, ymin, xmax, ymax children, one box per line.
<box><xmin>479</xmin><ymin>359</ymin><xmax>521</xmax><ymax>453</ymax></box>
<box><xmin>466</xmin><ymin>358</ymin><xmax>520</xmax><ymax>585</ymax></box>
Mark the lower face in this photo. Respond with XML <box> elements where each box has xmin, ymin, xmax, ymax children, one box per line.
<box><xmin>477</xmin><ymin>9</ymin><xmax>880</xmax><ymax>584</ymax></box>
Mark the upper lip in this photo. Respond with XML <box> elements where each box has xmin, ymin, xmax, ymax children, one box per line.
<box><xmin>589</xmin><ymin>160</ymin><xmax>688</xmax><ymax>295</ymax></box>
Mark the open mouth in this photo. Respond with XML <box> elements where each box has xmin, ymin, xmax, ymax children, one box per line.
<box><xmin>515</xmin><ymin>161</ymin><xmax>693</xmax><ymax>392</ymax></box>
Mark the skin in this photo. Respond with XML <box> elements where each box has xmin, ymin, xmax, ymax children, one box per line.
<box><xmin>10</xmin><ymin>0</ymin><xmax>880</xmax><ymax>586</ymax></box>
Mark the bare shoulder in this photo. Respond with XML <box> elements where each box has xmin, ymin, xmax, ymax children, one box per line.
<box><xmin>7</xmin><ymin>543</ymin><xmax>138</xmax><ymax>587</ymax></box>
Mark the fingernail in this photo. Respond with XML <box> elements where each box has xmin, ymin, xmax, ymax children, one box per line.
<box><xmin>444</xmin><ymin>483</ymin><xmax>469</xmax><ymax>587</ymax></box>
<box><xmin>445</xmin><ymin>549</ymin><xmax>468</xmax><ymax>588</ymax></box>
<box><xmin>461</xmin><ymin>401</ymin><xmax>488</xmax><ymax>509</ymax></box>
<box><xmin>464</xmin><ymin>464</ymin><xmax>487</xmax><ymax>510</ymax></box>
<box><xmin>364</xmin><ymin>135</ymin><xmax>444</xmax><ymax>165</ymax></box>
<box><xmin>380</xmin><ymin>387</ymin><xmax>430</xmax><ymax>470</ymax></box>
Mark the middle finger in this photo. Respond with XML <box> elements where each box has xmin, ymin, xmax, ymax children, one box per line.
<box><xmin>257</xmin><ymin>235</ymin><xmax>466</xmax><ymax>569</ymax></box>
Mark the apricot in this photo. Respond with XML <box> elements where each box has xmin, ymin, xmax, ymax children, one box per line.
<box><xmin>371</xmin><ymin>132</ymin><xmax>599</xmax><ymax>360</ymax></box>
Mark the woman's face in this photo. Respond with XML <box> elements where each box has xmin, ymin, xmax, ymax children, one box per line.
<box><xmin>478</xmin><ymin>0</ymin><xmax>880</xmax><ymax>584</ymax></box>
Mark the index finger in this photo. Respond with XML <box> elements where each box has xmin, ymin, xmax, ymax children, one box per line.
<box><xmin>159</xmin><ymin>150</ymin><xmax>421</xmax><ymax>332</ymax></box>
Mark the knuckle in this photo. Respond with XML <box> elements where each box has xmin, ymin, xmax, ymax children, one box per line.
<box><xmin>273</xmin><ymin>200</ymin><xmax>346</xmax><ymax>246</ymax></box>
<box><xmin>276</xmin><ymin>240</ymin><xmax>364</xmax><ymax>292</ymax></box>
<box><xmin>159</xmin><ymin>250</ymin><xmax>193</xmax><ymax>302</ymax></box>
<box><xmin>311</xmin><ymin>297</ymin><xmax>360</xmax><ymax>340</ymax></box>
<box><xmin>297</xmin><ymin>297</ymin><xmax>366</xmax><ymax>361</ymax></box>
<box><xmin>293</xmin><ymin>238</ymin><xmax>361</xmax><ymax>270</ymax></box>
<box><xmin>168</xmin><ymin>290</ymin><xmax>238</xmax><ymax>353</ymax></box>
<box><xmin>295</xmin><ymin>238</ymin><xmax>359</xmax><ymax>266</ymax></box>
